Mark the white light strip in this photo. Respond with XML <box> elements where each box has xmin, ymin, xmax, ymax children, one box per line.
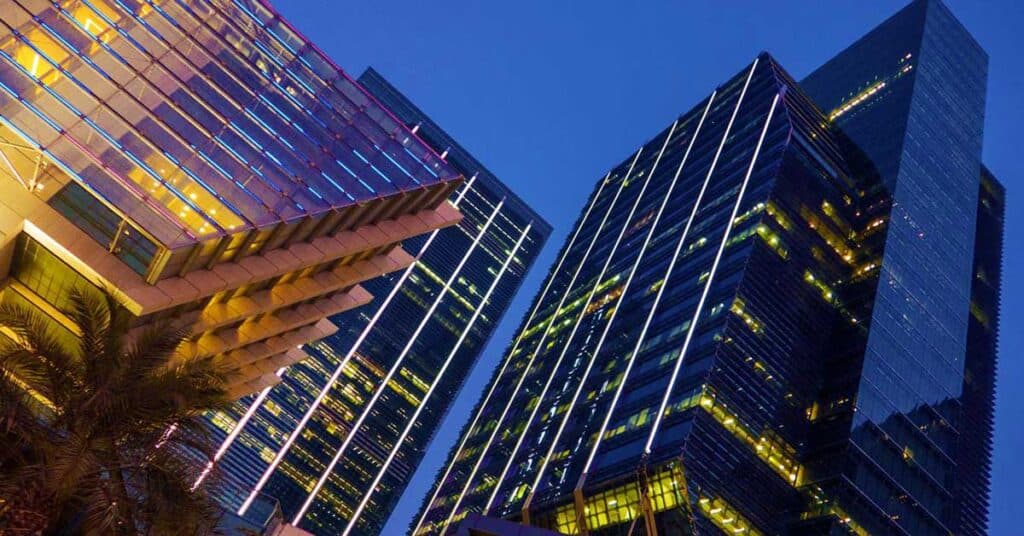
<box><xmin>439</xmin><ymin>150</ymin><xmax>641</xmax><ymax>532</ymax></box>
<box><xmin>192</xmin><ymin>369</ymin><xmax>282</xmax><ymax>490</ymax></box>
<box><xmin>484</xmin><ymin>120</ymin><xmax>681</xmax><ymax>515</ymax></box>
<box><xmin>644</xmin><ymin>92</ymin><xmax>780</xmax><ymax>454</ymax></box>
<box><xmin>584</xmin><ymin>60</ymin><xmax>761</xmax><ymax>472</ymax></box>
<box><xmin>342</xmin><ymin>222</ymin><xmax>533</xmax><ymax>536</ymax></box>
<box><xmin>292</xmin><ymin>198</ymin><xmax>506</xmax><ymax>525</ymax></box>
<box><xmin>236</xmin><ymin>174</ymin><xmax>478</xmax><ymax>515</ymax></box>
<box><xmin>527</xmin><ymin>92</ymin><xmax>718</xmax><ymax>501</ymax></box>
<box><xmin>410</xmin><ymin>176</ymin><xmax>612</xmax><ymax>536</ymax></box>
<box><xmin>585</xmin><ymin>63</ymin><xmax>761</xmax><ymax>471</ymax></box>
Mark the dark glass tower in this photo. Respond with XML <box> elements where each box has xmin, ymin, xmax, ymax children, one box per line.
<box><xmin>801</xmin><ymin>1</ymin><xmax>994</xmax><ymax>533</ymax></box>
<box><xmin>415</xmin><ymin>2</ymin><xmax>1000</xmax><ymax>535</ymax></box>
<box><xmin>415</xmin><ymin>53</ymin><xmax>892</xmax><ymax>536</ymax></box>
<box><xmin>956</xmin><ymin>167</ymin><xmax>1003</xmax><ymax>535</ymax></box>
<box><xmin>200</xmin><ymin>71</ymin><xmax>550</xmax><ymax>535</ymax></box>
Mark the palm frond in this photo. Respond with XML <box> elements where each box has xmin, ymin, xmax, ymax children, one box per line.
<box><xmin>124</xmin><ymin>322</ymin><xmax>192</xmax><ymax>384</ymax></box>
<box><xmin>0</xmin><ymin>377</ymin><xmax>52</xmax><ymax>466</ymax></box>
<box><xmin>0</xmin><ymin>288</ymin><xmax>232</xmax><ymax>534</ymax></box>
<box><xmin>47</xmin><ymin>432</ymin><xmax>104</xmax><ymax>504</ymax></box>
<box><xmin>0</xmin><ymin>346</ymin><xmax>53</xmax><ymax>406</ymax></box>
<box><xmin>75</xmin><ymin>480</ymin><xmax>131</xmax><ymax>535</ymax></box>
<box><xmin>66</xmin><ymin>288</ymin><xmax>116</xmax><ymax>393</ymax></box>
<box><xmin>0</xmin><ymin>303</ymin><xmax>81</xmax><ymax>408</ymax></box>
<box><xmin>133</xmin><ymin>449</ymin><xmax>222</xmax><ymax>536</ymax></box>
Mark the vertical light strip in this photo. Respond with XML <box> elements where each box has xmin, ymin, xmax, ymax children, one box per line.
<box><xmin>236</xmin><ymin>174</ymin><xmax>477</xmax><ymax>515</ymax></box>
<box><xmin>644</xmin><ymin>92</ymin><xmax>780</xmax><ymax>454</ymax></box>
<box><xmin>341</xmin><ymin>222</ymin><xmax>532</xmax><ymax>536</ymax></box>
<box><xmin>292</xmin><ymin>198</ymin><xmax>506</xmax><ymax>525</ymax></box>
<box><xmin>583</xmin><ymin>60</ymin><xmax>761</xmax><ymax>473</ymax></box>
<box><xmin>410</xmin><ymin>176</ymin><xmax>611</xmax><ymax>536</ymax></box>
<box><xmin>191</xmin><ymin>368</ymin><xmax>284</xmax><ymax>489</ymax></box>
<box><xmin>525</xmin><ymin>92</ymin><xmax>718</xmax><ymax>505</ymax></box>
<box><xmin>481</xmin><ymin>121</ymin><xmax>681</xmax><ymax>515</ymax></box>
<box><xmin>438</xmin><ymin>150</ymin><xmax>641</xmax><ymax>533</ymax></box>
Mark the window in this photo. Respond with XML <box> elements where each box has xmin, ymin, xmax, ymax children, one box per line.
<box><xmin>11</xmin><ymin>235</ymin><xmax>94</xmax><ymax>313</ymax></box>
<box><xmin>49</xmin><ymin>182</ymin><xmax>159</xmax><ymax>276</ymax></box>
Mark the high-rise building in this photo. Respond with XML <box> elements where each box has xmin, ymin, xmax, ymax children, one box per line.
<box><xmin>956</xmin><ymin>167</ymin><xmax>1003</xmax><ymax>536</ymax></box>
<box><xmin>200</xmin><ymin>69</ymin><xmax>550</xmax><ymax>535</ymax></box>
<box><xmin>0</xmin><ymin>0</ymin><xmax>463</xmax><ymax>400</ymax></box>
<box><xmin>800</xmin><ymin>1</ymin><xmax>993</xmax><ymax>533</ymax></box>
<box><xmin>414</xmin><ymin>2</ymin><xmax>1001</xmax><ymax>535</ymax></box>
<box><xmin>414</xmin><ymin>50</ymin><xmax>887</xmax><ymax>536</ymax></box>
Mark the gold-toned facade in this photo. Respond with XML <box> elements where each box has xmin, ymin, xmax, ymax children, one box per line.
<box><xmin>0</xmin><ymin>0</ymin><xmax>462</xmax><ymax>398</ymax></box>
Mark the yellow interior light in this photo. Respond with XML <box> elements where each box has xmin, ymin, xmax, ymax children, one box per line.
<box><xmin>13</xmin><ymin>28</ymin><xmax>69</xmax><ymax>85</ymax></box>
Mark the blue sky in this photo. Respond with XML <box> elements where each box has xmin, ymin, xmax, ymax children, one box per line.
<box><xmin>268</xmin><ymin>1</ymin><xmax>1023</xmax><ymax>533</ymax></box>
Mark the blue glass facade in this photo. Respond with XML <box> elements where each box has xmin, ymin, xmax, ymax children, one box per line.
<box><xmin>415</xmin><ymin>54</ymin><xmax>893</xmax><ymax>536</ymax></box>
<box><xmin>415</xmin><ymin>2</ymin><xmax>1000</xmax><ymax>535</ymax></box>
<box><xmin>955</xmin><ymin>167</ymin><xmax>1002</xmax><ymax>535</ymax></box>
<box><xmin>201</xmin><ymin>69</ymin><xmax>549</xmax><ymax>536</ymax></box>
<box><xmin>802</xmin><ymin>1</ymin><xmax>991</xmax><ymax>533</ymax></box>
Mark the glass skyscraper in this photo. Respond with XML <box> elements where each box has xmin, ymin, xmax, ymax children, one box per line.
<box><xmin>415</xmin><ymin>2</ymin><xmax>1001</xmax><ymax>535</ymax></box>
<box><xmin>0</xmin><ymin>0</ymin><xmax>461</xmax><ymax>399</ymax></box>
<box><xmin>801</xmin><ymin>1</ymin><xmax>995</xmax><ymax>533</ymax></box>
<box><xmin>200</xmin><ymin>69</ymin><xmax>550</xmax><ymax>535</ymax></box>
<box><xmin>957</xmin><ymin>167</ymin><xmax>1003</xmax><ymax>535</ymax></box>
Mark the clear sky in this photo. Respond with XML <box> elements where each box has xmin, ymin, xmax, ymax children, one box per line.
<box><xmin>268</xmin><ymin>1</ymin><xmax>1023</xmax><ymax>533</ymax></box>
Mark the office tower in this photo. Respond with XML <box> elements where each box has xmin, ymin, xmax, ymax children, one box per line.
<box><xmin>801</xmin><ymin>1</ymin><xmax>993</xmax><ymax>533</ymax></box>
<box><xmin>415</xmin><ymin>51</ymin><xmax>891</xmax><ymax>535</ymax></box>
<box><xmin>956</xmin><ymin>167</ymin><xmax>1003</xmax><ymax>536</ymax></box>
<box><xmin>0</xmin><ymin>0</ymin><xmax>462</xmax><ymax>399</ymax></box>
<box><xmin>199</xmin><ymin>69</ymin><xmax>550</xmax><ymax>535</ymax></box>
<box><xmin>417</xmin><ymin>2</ymin><xmax>1001</xmax><ymax>536</ymax></box>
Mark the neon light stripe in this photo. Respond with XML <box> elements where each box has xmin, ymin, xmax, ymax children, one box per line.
<box><xmin>291</xmin><ymin>198</ymin><xmax>505</xmax><ymax>524</ymax></box>
<box><xmin>525</xmin><ymin>92</ymin><xmax>718</xmax><ymax>504</ymax></box>
<box><xmin>439</xmin><ymin>149</ymin><xmax>642</xmax><ymax>532</ymax></box>
<box><xmin>342</xmin><ymin>222</ymin><xmax>532</xmax><ymax>535</ymax></box>
<box><xmin>0</xmin><ymin>23</ymin><xmax>224</xmax><ymax>234</ymax></box>
<box><xmin>410</xmin><ymin>176</ymin><xmax>611</xmax><ymax>536</ymax></box>
<box><xmin>644</xmin><ymin>92</ymin><xmax>780</xmax><ymax>454</ymax></box>
<box><xmin>482</xmin><ymin>121</ymin><xmax>681</xmax><ymax>515</ymax></box>
<box><xmin>16</xmin><ymin>7</ymin><xmax>253</xmax><ymax>227</ymax></box>
<box><xmin>235</xmin><ymin>175</ymin><xmax>476</xmax><ymax>515</ymax></box>
<box><xmin>191</xmin><ymin>368</ymin><xmax>284</xmax><ymax>490</ymax></box>
<box><xmin>579</xmin><ymin>62</ymin><xmax>761</xmax><ymax>472</ymax></box>
<box><xmin>440</xmin><ymin>148</ymin><xmax>638</xmax><ymax>528</ymax></box>
<box><xmin>213</xmin><ymin>0</ymin><xmax>444</xmax><ymax>178</ymax></box>
<box><xmin>76</xmin><ymin>1</ymin><xmax>340</xmax><ymax>212</ymax></box>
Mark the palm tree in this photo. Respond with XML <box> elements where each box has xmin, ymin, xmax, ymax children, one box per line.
<box><xmin>0</xmin><ymin>287</ymin><xmax>232</xmax><ymax>535</ymax></box>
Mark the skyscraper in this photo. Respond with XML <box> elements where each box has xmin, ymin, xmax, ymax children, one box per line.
<box><xmin>956</xmin><ymin>167</ymin><xmax>1003</xmax><ymax>535</ymax></box>
<box><xmin>200</xmin><ymin>69</ymin><xmax>550</xmax><ymax>535</ymax></box>
<box><xmin>415</xmin><ymin>2</ymin><xmax>1001</xmax><ymax>535</ymax></box>
<box><xmin>0</xmin><ymin>0</ymin><xmax>462</xmax><ymax>399</ymax></box>
<box><xmin>800</xmin><ymin>1</ymin><xmax>994</xmax><ymax>533</ymax></box>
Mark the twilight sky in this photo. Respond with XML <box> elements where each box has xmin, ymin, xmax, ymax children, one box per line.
<box><xmin>268</xmin><ymin>1</ymin><xmax>1023</xmax><ymax>533</ymax></box>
